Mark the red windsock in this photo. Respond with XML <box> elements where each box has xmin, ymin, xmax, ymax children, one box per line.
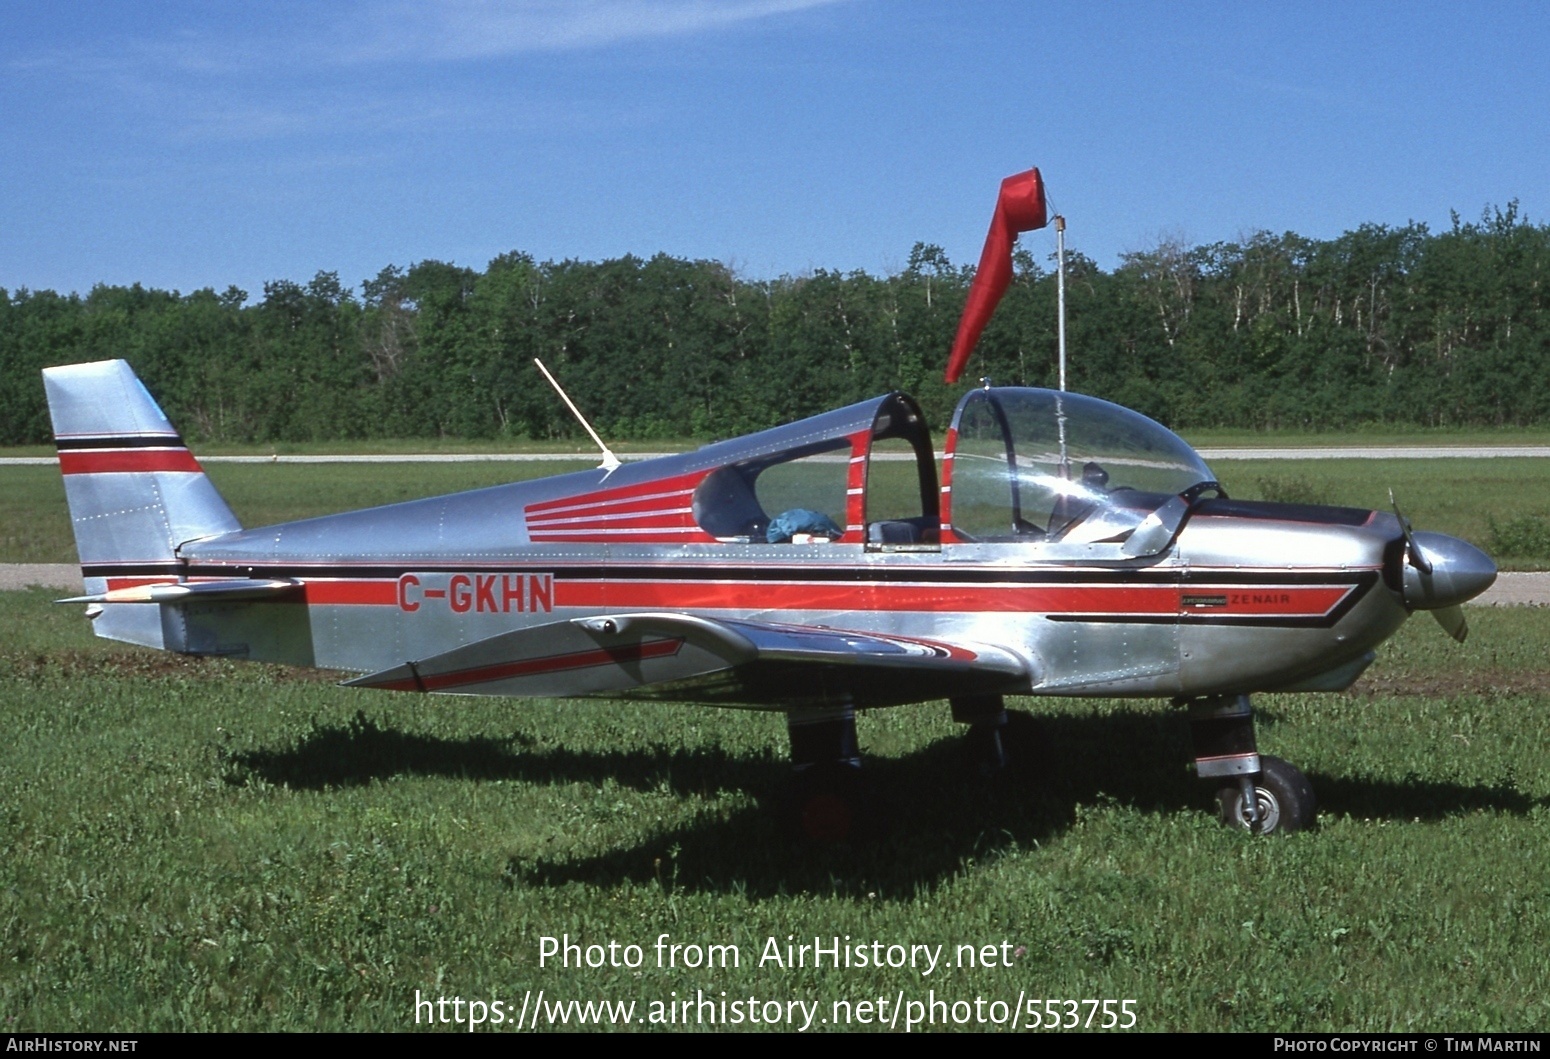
<box><xmin>944</xmin><ymin>167</ymin><xmax>1049</xmax><ymax>383</ymax></box>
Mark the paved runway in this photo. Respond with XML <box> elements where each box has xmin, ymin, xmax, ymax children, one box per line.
<box><xmin>3</xmin><ymin>563</ymin><xmax>1545</xmax><ymax>604</ymax></box>
<box><xmin>1195</xmin><ymin>445</ymin><xmax>1550</xmax><ymax>461</ymax></box>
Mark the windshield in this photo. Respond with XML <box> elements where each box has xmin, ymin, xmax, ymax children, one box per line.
<box><xmin>947</xmin><ymin>387</ymin><xmax>1216</xmax><ymax>544</ymax></box>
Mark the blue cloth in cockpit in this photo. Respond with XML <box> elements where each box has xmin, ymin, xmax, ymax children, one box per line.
<box><xmin>766</xmin><ymin>509</ymin><xmax>842</xmax><ymax>543</ymax></box>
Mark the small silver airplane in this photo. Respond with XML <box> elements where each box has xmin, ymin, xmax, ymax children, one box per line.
<box><xmin>43</xmin><ymin>360</ymin><xmax>1495</xmax><ymax>840</ymax></box>
<box><xmin>40</xmin><ymin>169</ymin><xmax>1497</xmax><ymax>840</ymax></box>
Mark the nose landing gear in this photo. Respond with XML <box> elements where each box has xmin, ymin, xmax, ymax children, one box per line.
<box><xmin>1186</xmin><ymin>694</ymin><xmax>1316</xmax><ymax>834</ymax></box>
<box><xmin>1215</xmin><ymin>755</ymin><xmax>1316</xmax><ymax>835</ymax></box>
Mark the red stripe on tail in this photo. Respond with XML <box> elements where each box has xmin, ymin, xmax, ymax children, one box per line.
<box><xmin>59</xmin><ymin>449</ymin><xmax>203</xmax><ymax>475</ymax></box>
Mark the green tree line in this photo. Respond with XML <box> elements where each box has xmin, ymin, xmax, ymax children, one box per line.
<box><xmin>3</xmin><ymin>205</ymin><xmax>1547</xmax><ymax>446</ymax></box>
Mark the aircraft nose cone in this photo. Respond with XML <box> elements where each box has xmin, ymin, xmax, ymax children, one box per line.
<box><xmin>1402</xmin><ymin>531</ymin><xmax>1498</xmax><ymax>610</ymax></box>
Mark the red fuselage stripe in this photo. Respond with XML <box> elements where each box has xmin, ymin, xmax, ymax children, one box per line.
<box><xmin>282</xmin><ymin>577</ymin><xmax>1351</xmax><ymax>616</ymax></box>
<box><xmin>526</xmin><ymin>492</ymin><xmax>696</xmax><ymax>522</ymax></box>
<box><xmin>528</xmin><ymin>511</ymin><xmax>701</xmax><ymax>531</ymax></box>
<box><xmin>527</xmin><ymin>508</ymin><xmax>695</xmax><ymax>529</ymax></box>
<box><xmin>550</xmin><ymin>582</ymin><xmax>1350</xmax><ymax>615</ymax></box>
<box><xmin>302</xmin><ymin>581</ymin><xmax>399</xmax><ymax>605</ymax></box>
<box><xmin>524</xmin><ymin>472</ymin><xmax>708</xmax><ymax>514</ymax></box>
<box><xmin>529</xmin><ymin>531</ymin><xmax>719</xmax><ymax>543</ymax></box>
<box><xmin>104</xmin><ymin>577</ymin><xmax>180</xmax><ymax>591</ymax></box>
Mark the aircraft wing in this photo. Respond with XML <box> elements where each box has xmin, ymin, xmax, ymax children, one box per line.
<box><xmin>342</xmin><ymin>612</ymin><xmax>1031</xmax><ymax>709</ymax></box>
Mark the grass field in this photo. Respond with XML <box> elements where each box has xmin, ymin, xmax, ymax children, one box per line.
<box><xmin>2</xmin><ymin>587</ymin><xmax>1548</xmax><ymax>1032</ymax></box>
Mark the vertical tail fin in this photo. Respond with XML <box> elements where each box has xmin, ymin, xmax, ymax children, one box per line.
<box><xmin>42</xmin><ymin>359</ymin><xmax>241</xmax><ymax>647</ymax></box>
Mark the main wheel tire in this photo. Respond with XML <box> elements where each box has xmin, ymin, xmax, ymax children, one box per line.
<box><xmin>782</xmin><ymin>764</ymin><xmax>876</xmax><ymax>844</ymax></box>
<box><xmin>1216</xmin><ymin>756</ymin><xmax>1316</xmax><ymax>835</ymax></box>
<box><xmin>964</xmin><ymin>708</ymin><xmax>1046</xmax><ymax>773</ymax></box>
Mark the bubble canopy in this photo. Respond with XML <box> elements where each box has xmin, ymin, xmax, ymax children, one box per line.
<box><xmin>945</xmin><ymin>387</ymin><xmax>1218</xmax><ymax>545</ymax></box>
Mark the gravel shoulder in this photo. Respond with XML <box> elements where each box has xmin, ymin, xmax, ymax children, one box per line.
<box><xmin>2</xmin><ymin>565</ymin><xmax>83</xmax><ymax>591</ymax></box>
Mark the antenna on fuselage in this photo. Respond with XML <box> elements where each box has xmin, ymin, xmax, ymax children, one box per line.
<box><xmin>533</xmin><ymin>358</ymin><xmax>621</xmax><ymax>473</ymax></box>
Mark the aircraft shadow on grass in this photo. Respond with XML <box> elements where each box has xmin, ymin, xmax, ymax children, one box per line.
<box><xmin>226</xmin><ymin>708</ymin><xmax>1548</xmax><ymax>899</ymax></box>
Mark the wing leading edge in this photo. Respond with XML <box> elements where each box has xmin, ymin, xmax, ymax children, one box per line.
<box><xmin>342</xmin><ymin>613</ymin><xmax>1031</xmax><ymax>709</ymax></box>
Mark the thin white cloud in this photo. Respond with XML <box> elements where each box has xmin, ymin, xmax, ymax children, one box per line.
<box><xmin>350</xmin><ymin>0</ymin><xmax>847</xmax><ymax>62</ymax></box>
<box><xmin>167</xmin><ymin>93</ymin><xmax>459</xmax><ymax>143</ymax></box>
<box><xmin>4</xmin><ymin>0</ymin><xmax>847</xmax><ymax>147</ymax></box>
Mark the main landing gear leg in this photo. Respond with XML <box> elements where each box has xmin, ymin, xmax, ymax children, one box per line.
<box><xmin>781</xmin><ymin>706</ymin><xmax>873</xmax><ymax>843</ymax></box>
<box><xmin>1185</xmin><ymin>694</ymin><xmax>1315</xmax><ymax>834</ymax></box>
<box><xmin>952</xmin><ymin>694</ymin><xmax>1043</xmax><ymax>774</ymax></box>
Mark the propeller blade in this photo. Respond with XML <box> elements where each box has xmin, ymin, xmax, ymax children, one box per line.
<box><xmin>1385</xmin><ymin>489</ymin><xmax>1496</xmax><ymax>632</ymax></box>
<box><xmin>1432</xmin><ymin>604</ymin><xmax>1468</xmax><ymax>643</ymax></box>
<box><xmin>1389</xmin><ymin>489</ymin><xmax>1432</xmax><ymax>574</ymax></box>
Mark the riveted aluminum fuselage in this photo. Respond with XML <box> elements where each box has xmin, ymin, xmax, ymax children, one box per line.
<box><xmin>50</xmin><ymin>368</ymin><xmax>1449</xmax><ymax>711</ymax></box>
<box><xmin>170</xmin><ymin>485</ymin><xmax>1413</xmax><ymax>706</ymax></box>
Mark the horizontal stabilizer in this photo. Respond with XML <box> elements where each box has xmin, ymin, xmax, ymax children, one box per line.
<box><xmin>344</xmin><ymin>612</ymin><xmax>1031</xmax><ymax>708</ymax></box>
<box><xmin>58</xmin><ymin>578</ymin><xmax>302</xmax><ymax>605</ymax></box>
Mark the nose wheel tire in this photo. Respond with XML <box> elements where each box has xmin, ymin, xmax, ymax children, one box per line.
<box><xmin>1216</xmin><ymin>756</ymin><xmax>1316</xmax><ymax>835</ymax></box>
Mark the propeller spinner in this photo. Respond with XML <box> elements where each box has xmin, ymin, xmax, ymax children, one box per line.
<box><xmin>1389</xmin><ymin>491</ymin><xmax>1497</xmax><ymax>642</ymax></box>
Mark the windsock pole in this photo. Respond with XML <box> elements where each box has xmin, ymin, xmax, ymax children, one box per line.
<box><xmin>1056</xmin><ymin>214</ymin><xmax>1067</xmax><ymax>392</ymax></box>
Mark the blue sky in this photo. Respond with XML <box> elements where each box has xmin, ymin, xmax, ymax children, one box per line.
<box><xmin>3</xmin><ymin>1</ymin><xmax>1546</xmax><ymax>299</ymax></box>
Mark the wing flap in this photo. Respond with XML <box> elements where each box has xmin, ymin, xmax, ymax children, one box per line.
<box><xmin>343</xmin><ymin>612</ymin><xmax>1030</xmax><ymax>707</ymax></box>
